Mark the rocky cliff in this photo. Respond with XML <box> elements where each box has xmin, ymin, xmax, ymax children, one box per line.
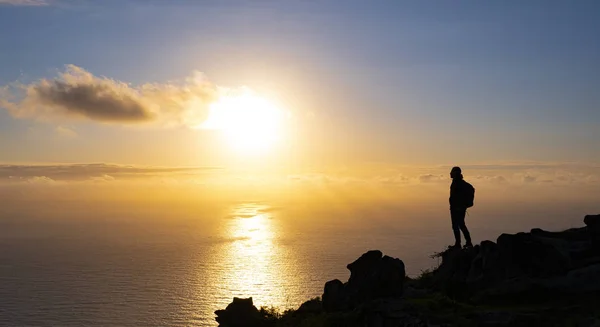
<box><xmin>215</xmin><ymin>214</ymin><xmax>600</xmax><ymax>327</ymax></box>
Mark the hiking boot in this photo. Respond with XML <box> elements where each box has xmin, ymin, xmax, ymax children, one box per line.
<box><xmin>463</xmin><ymin>242</ymin><xmax>473</xmax><ymax>249</ymax></box>
<box><xmin>450</xmin><ymin>243</ymin><xmax>461</xmax><ymax>249</ymax></box>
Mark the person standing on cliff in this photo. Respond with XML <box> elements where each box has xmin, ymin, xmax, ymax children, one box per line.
<box><xmin>449</xmin><ymin>166</ymin><xmax>474</xmax><ymax>249</ymax></box>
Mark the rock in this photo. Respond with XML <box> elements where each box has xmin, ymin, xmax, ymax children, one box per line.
<box><xmin>531</xmin><ymin>227</ymin><xmax>593</xmax><ymax>265</ymax></box>
<box><xmin>541</xmin><ymin>263</ymin><xmax>600</xmax><ymax>293</ymax></box>
<box><xmin>581</xmin><ymin>318</ymin><xmax>600</xmax><ymax>327</ymax></box>
<box><xmin>471</xmin><ymin>277</ymin><xmax>543</xmax><ymax>304</ymax></box>
<box><xmin>476</xmin><ymin>310</ymin><xmax>515</xmax><ymax>326</ymax></box>
<box><xmin>531</xmin><ymin>227</ymin><xmax>590</xmax><ymax>242</ymax></box>
<box><xmin>323</xmin><ymin>279</ymin><xmax>346</xmax><ymax>312</ymax></box>
<box><xmin>577</xmin><ymin>256</ymin><xmax>600</xmax><ymax>267</ymax></box>
<box><xmin>473</xmin><ymin>263</ymin><xmax>600</xmax><ymax>304</ymax></box>
<box><xmin>432</xmin><ymin>246</ymin><xmax>478</xmax><ymax>298</ymax></box>
<box><xmin>346</xmin><ymin>251</ymin><xmax>406</xmax><ymax>306</ymax></box>
<box><xmin>214</xmin><ymin>297</ymin><xmax>262</xmax><ymax>327</ymax></box>
<box><xmin>497</xmin><ymin>232</ymin><xmax>571</xmax><ymax>278</ymax></box>
<box><xmin>296</xmin><ymin>297</ymin><xmax>322</xmax><ymax>314</ymax></box>
<box><xmin>510</xmin><ymin>313</ymin><xmax>543</xmax><ymax>326</ymax></box>
<box><xmin>584</xmin><ymin>214</ymin><xmax>600</xmax><ymax>227</ymax></box>
<box><xmin>322</xmin><ymin>251</ymin><xmax>406</xmax><ymax>311</ymax></box>
<box><xmin>466</xmin><ymin>240</ymin><xmax>502</xmax><ymax>289</ymax></box>
<box><xmin>347</xmin><ymin>250</ymin><xmax>385</xmax><ymax>284</ymax></box>
<box><xmin>358</xmin><ymin>298</ymin><xmax>427</xmax><ymax>327</ymax></box>
<box><xmin>404</xmin><ymin>286</ymin><xmax>433</xmax><ymax>300</ymax></box>
<box><xmin>585</xmin><ymin>214</ymin><xmax>600</xmax><ymax>253</ymax></box>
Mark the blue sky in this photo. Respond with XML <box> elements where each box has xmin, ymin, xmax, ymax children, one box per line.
<box><xmin>0</xmin><ymin>0</ymin><xmax>599</xmax><ymax>166</ymax></box>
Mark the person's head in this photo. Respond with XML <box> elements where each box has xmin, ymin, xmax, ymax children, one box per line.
<box><xmin>450</xmin><ymin>166</ymin><xmax>463</xmax><ymax>180</ymax></box>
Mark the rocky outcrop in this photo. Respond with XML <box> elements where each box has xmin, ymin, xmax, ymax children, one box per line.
<box><xmin>295</xmin><ymin>297</ymin><xmax>322</xmax><ymax>314</ymax></box>
<box><xmin>214</xmin><ymin>297</ymin><xmax>262</xmax><ymax>327</ymax></box>
<box><xmin>497</xmin><ymin>232</ymin><xmax>572</xmax><ymax>278</ymax></box>
<box><xmin>432</xmin><ymin>214</ymin><xmax>600</xmax><ymax>302</ymax></box>
<box><xmin>322</xmin><ymin>250</ymin><xmax>406</xmax><ymax>311</ymax></box>
<box><xmin>216</xmin><ymin>214</ymin><xmax>600</xmax><ymax>326</ymax></box>
<box><xmin>322</xmin><ymin>279</ymin><xmax>346</xmax><ymax>311</ymax></box>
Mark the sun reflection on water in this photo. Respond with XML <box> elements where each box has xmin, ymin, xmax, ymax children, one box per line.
<box><xmin>210</xmin><ymin>203</ymin><xmax>298</xmax><ymax>311</ymax></box>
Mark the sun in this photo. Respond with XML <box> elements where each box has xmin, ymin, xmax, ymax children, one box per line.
<box><xmin>201</xmin><ymin>90</ymin><xmax>285</xmax><ymax>155</ymax></box>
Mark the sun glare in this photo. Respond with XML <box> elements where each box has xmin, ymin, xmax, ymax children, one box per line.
<box><xmin>201</xmin><ymin>91</ymin><xmax>284</xmax><ymax>155</ymax></box>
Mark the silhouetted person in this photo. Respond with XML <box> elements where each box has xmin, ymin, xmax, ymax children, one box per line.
<box><xmin>449</xmin><ymin>166</ymin><xmax>474</xmax><ymax>248</ymax></box>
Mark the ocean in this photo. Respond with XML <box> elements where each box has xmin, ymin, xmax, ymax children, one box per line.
<box><xmin>0</xmin><ymin>201</ymin><xmax>591</xmax><ymax>326</ymax></box>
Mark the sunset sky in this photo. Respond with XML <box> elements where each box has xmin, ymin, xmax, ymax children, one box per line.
<box><xmin>1</xmin><ymin>0</ymin><xmax>599</xmax><ymax>188</ymax></box>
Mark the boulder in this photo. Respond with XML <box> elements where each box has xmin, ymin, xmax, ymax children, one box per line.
<box><xmin>476</xmin><ymin>310</ymin><xmax>515</xmax><ymax>326</ymax></box>
<box><xmin>346</xmin><ymin>251</ymin><xmax>406</xmax><ymax>306</ymax></box>
<box><xmin>466</xmin><ymin>240</ymin><xmax>502</xmax><ymax>288</ymax></box>
<box><xmin>584</xmin><ymin>214</ymin><xmax>600</xmax><ymax>227</ymax></box>
<box><xmin>296</xmin><ymin>297</ymin><xmax>322</xmax><ymax>314</ymax></box>
<box><xmin>322</xmin><ymin>279</ymin><xmax>346</xmax><ymax>312</ymax></box>
<box><xmin>531</xmin><ymin>227</ymin><xmax>594</xmax><ymax>265</ymax></box>
<box><xmin>357</xmin><ymin>298</ymin><xmax>427</xmax><ymax>327</ymax></box>
<box><xmin>471</xmin><ymin>277</ymin><xmax>545</xmax><ymax>304</ymax></box>
<box><xmin>214</xmin><ymin>297</ymin><xmax>262</xmax><ymax>327</ymax></box>
<box><xmin>530</xmin><ymin>227</ymin><xmax>590</xmax><ymax>242</ymax></box>
<box><xmin>432</xmin><ymin>246</ymin><xmax>478</xmax><ymax>295</ymax></box>
<box><xmin>346</xmin><ymin>250</ymin><xmax>386</xmax><ymax>285</ymax></box>
<box><xmin>541</xmin><ymin>263</ymin><xmax>600</xmax><ymax>293</ymax></box>
<box><xmin>585</xmin><ymin>214</ymin><xmax>600</xmax><ymax>253</ymax></box>
<box><xmin>496</xmin><ymin>232</ymin><xmax>571</xmax><ymax>278</ymax></box>
<box><xmin>323</xmin><ymin>251</ymin><xmax>406</xmax><ymax>311</ymax></box>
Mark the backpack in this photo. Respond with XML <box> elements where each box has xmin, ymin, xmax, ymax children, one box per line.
<box><xmin>463</xmin><ymin>181</ymin><xmax>475</xmax><ymax>208</ymax></box>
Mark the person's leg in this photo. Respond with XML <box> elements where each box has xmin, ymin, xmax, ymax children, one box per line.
<box><xmin>450</xmin><ymin>209</ymin><xmax>461</xmax><ymax>246</ymax></box>
<box><xmin>457</xmin><ymin>209</ymin><xmax>472</xmax><ymax>246</ymax></box>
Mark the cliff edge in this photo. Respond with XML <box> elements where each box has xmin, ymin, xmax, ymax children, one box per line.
<box><xmin>215</xmin><ymin>214</ymin><xmax>600</xmax><ymax>327</ymax></box>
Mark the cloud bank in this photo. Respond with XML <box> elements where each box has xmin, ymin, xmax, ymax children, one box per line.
<box><xmin>0</xmin><ymin>163</ymin><xmax>217</xmax><ymax>182</ymax></box>
<box><xmin>0</xmin><ymin>65</ymin><xmax>218</xmax><ymax>128</ymax></box>
<box><xmin>0</xmin><ymin>0</ymin><xmax>47</xmax><ymax>5</ymax></box>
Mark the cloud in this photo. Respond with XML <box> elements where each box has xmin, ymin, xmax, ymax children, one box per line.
<box><xmin>0</xmin><ymin>0</ymin><xmax>48</xmax><ymax>6</ymax></box>
<box><xmin>523</xmin><ymin>175</ymin><xmax>537</xmax><ymax>183</ymax></box>
<box><xmin>375</xmin><ymin>174</ymin><xmax>410</xmax><ymax>185</ymax></box>
<box><xmin>490</xmin><ymin>175</ymin><xmax>507</xmax><ymax>184</ymax></box>
<box><xmin>0</xmin><ymin>163</ymin><xmax>218</xmax><ymax>182</ymax></box>
<box><xmin>418</xmin><ymin>174</ymin><xmax>447</xmax><ymax>183</ymax></box>
<box><xmin>474</xmin><ymin>175</ymin><xmax>508</xmax><ymax>184</ymax></box>
<box><xmin>26</xmin><ymin>176</ymin><xmax>55</xmax><ymax>184</ymax></box>
<box><xmin>55</xmin><ymin>126</ymin><xmax>77</xmax><ymax>138</ymax></box>
<box><xmin>454</xmin><ymin>162</ymin><xmax>600</xmax><ymax>171</ymax></box>
<box><xmin>89</xmin><ymin>174</ymin><xmax>115</xmax><ymax>182</ymax></box>
<box><xmin>0</xmin><ymin>65</ymin><xmax>218</xmax><ymax>127</ymax></box>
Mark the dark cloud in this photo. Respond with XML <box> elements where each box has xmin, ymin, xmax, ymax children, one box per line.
<box><xmin>33</xmin><ymin>79</ymin><xmax>153</xmax><ymax>122</ymax></box>
<box><xmin>1</xmin><ymin>65</ymin><xmax>217</xmax><ymax>127</ymax></box>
